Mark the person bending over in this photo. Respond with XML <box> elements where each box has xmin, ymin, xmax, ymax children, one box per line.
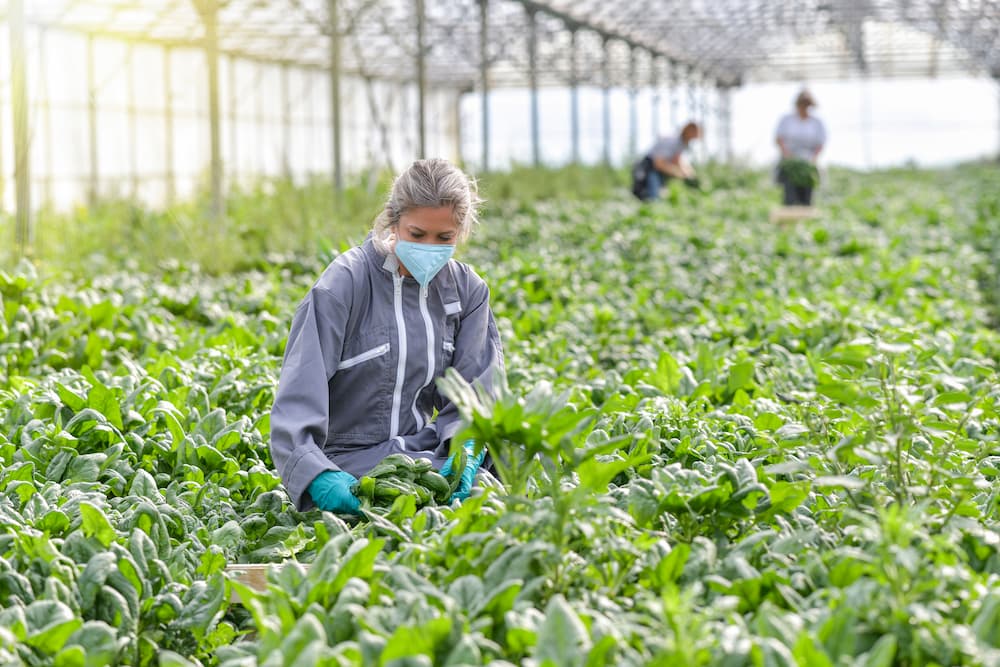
<box><xmin>631</xmin><ymin>121</ymin><xmax>702</xmax><ymax>201</ymax></box>
<box><xmin>270</xmin><ymin>158</ymin><xmax>505</xmax><ymax>513</ymax></box>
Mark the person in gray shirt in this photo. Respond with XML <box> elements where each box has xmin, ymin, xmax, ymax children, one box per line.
<box><xmin>270</xmin><ymin>158</ymin><xmax>505</xmax><ymax>513</ymax></box>
<box><xmin>631</xmin><ymin>122</ymin><xmax>702</xmax><ymax>201</ymax></box>
<box><xmin>775</xmin><ymin>90</ymin><xmax>827</xmax><ymax>205</ymax></box>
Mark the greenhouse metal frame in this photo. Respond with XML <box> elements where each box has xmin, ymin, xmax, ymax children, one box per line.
<box><xmin>3</xmin><ymin>0</ymin><xmax>1000</xmax><ymax>257</ymax></box>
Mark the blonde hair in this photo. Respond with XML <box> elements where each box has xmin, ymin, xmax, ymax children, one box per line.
<box><xmin>372</xmin><ymin>158</ymin><xmax>482</xmax><ymax>255</ymax></box>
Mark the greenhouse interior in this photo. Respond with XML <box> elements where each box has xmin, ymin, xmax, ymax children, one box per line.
<box><xmin>0</xmin><ymin>1</ymin><xmax>999</xmax><ymax>665</ymax></box>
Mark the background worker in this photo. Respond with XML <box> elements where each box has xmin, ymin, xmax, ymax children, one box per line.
<box><xmin>270</xmin><ymin>158</ymin><xmax>504</xmax><ymax>514</ymax></box>
<box><xmin>631</xmin><ymin>121</ymin><xmax>702</xmax><ymax>201</ymax></box>
<box><xmin>775</xmin><ymin>89</ymin><xmax>827</xmax><ymax>205</ymax></box>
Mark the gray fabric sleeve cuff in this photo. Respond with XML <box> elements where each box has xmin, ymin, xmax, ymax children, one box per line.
<box><xmin>284</xmin><ymin>446</ymin><xmax>339</xmax><ymax>511</ymax></box>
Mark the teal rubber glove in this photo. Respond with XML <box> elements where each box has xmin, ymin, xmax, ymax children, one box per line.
<box><xmin>309</xmin><ymin>471</ymin><xmax>361</xmax><ymax>514</ymax></box>
<box><xmin>439</xmin><ymin>439</ymin><xmax>486</xmax><ymax>502</ymax></box>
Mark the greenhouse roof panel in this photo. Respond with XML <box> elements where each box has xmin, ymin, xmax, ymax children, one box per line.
<box><xmin>18</xmin><ymin>0</ymin><xmax>1000</xmax><ymax>86</ymax></box>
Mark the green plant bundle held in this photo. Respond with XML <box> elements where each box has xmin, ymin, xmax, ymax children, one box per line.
<box><xmin>351</xmin><ymin>453</ymin><xmax>452</xmax><ymax>510</ymax></box>
<box><xmin>779</xmin><ymin>157</ymin><xmax>820</xmax><ymax>188</ymax></box>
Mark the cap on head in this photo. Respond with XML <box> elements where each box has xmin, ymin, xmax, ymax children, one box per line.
<box><xmin>796</xmin><ymin>90</ymin><xmax>816</xmax><ymax>108</ymax></box>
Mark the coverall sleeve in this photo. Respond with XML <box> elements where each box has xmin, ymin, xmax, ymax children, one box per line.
<box><xmin>435</xmin><ymin>276</ymin><xmax>505</xmax><ymax>445</ymax></box>
<box><xmin>270</xmin><ymin>286</ymin><xmax>350</xmax><ymax>510</ymax></box>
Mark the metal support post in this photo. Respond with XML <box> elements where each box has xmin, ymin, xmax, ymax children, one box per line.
<box><xmin>198</xmin><ymin>0</ymin><xmax>225</xmax><ymax>221</ymax></box>
<box><xmin>310</xmin><ymin>71</ymin><xmax>319</xmax><ymax>176</ymax></box>
<box><xmin>725</xmin><ymin>87</ymin><xmax>734</xmax><ymax>163</ymax></box>
<box><xmin>281</xmin><ymin>64</ymin><xmax>291</xmax><ymax>178</ymax></box>
<box><xmin>127</xmin><ymin>44</ymin><xmax>138</xmax><ymax>199</ymax></box>
<box><xmin>255</xmin><ymin>62</ymin><xmax>264</xmax><ymax>175</ymax></box>
<box><xmin>416</xmin><ymin>0</ymin><xmax>427</xmax><ymax>158</ymax></box>
<box><xmin>452</xmin><ymin>90</ymin><xmax>463</xmax><ymax>164</ymax></box>
<box><xmin>669</xmin><ymin>60</ymin><xmax>678</xmax><ymax>130</ymax></box>
<box><xmin>87</xmin><ymin>35</ymin><xmax>99</xmax><ymax>208</ymax></box>
<box><xmin>651</xmin><ymin>56</ymin><xmax>660</xmax><ymax>139</ymax></box>
<box><xmin>527</xmin><ymin>7</ymin><xmax>540</xmax><ymax>166</ymax></box>
<box><xmin>695</xmin><ymin>80</ymin><xmax>706</xmax><ymax>162</ymax></box>
<box><xmin>686</xmin><ymin>67</ymin><xmax>696</xmax><ymax>123</ymax></box>
<box><xmin>10</xmin><ymin>0</ymin><xmax>31</xmax><ymax>255</ymax></box>
<box><xmin>164</xmin><ymin>46</ymin><xmax>176</xmax><ymax>204</ymax></box>
<box><xmin>0</xmin><ymin>76</ymin><xmax>5</xmax><ymax>210</ymax></box>
<box><xmin>702</xmin><ymin>84</ymin><xmax>711</xmax><ymax>162</ymax></box>
<box><xmin>628</xmin><ymin>46</ymin><xmax>638</xmax><ymax>159</ymax></box>
<box><xmin>569</xmin><ymin>28</ymin><xmax>579</xmax><ymax>164</ymax></box>
<box><xmin>228</xmin><ymin>55</ymin><xmax>238</xmax><ymax>184</ymax></box>
<box><xmin>479</xmin><ymin>0</ymin><xmax>490</xmax><ymax>171</ymax></box>
<box><xmin>995</xmin><ymin>74</ymin><xmax>1000</xmax><ymax>161</ymax></box>
<box><xmin>40</xmin><ymin>30</ymin><xmax>54</xmax><ymax>206</ymax></box>
<box><xmin>328</xmin><ymin>0</ymin><xmax>343</xmax><ymax>192</ymax></box>
<box><xmin>601</xmin><ymin>37</ymin><xmax>611</xmax><ymax>165</ymax></box>
<box><xmin>861</xmin><ymin>73</ymin><xmax>873</xmax><ymax>169</ymax></box>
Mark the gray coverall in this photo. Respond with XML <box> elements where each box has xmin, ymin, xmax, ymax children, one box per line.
<box><xmin>270</xmin><ymin>236</ymin><xmax>505</xmax><ymax>510</ymax></box>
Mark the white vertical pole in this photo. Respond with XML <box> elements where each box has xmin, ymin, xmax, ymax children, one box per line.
<box><xmin>527</xmin><ymin>7</ymin><xmax>540</xmax><ymax>166</ymax></box>
<box><xmin>328</xmin><ymin>0</ymin><xmax>343</xmax><ymax>192</ymax></box>
<box><xmin>200</xmin><ymin>0</ymin><xmax>225</xmax><ymax>221</ymax></box>
<box><xmin>602</xmin><ymin>37</ymin><xmax>611</xmax><ymax>165</ymax></box>
<box><xmin>569</xmin><ymin>28</ymin><xmax>579</xmax><ymax>164</ymax></box>
<box><xmin>479</xmin><ymin>0</ymin><xmax>490</xmax><ymax>171</ymax></box>
<box><xmin>415</xmin><ymin>0</ymin><xmax>427</xmax><ymax>158</ymax></box>
<box><xmin>10</xmin><ymin>0</ymin><xmax>32</xmax><ymax>255</ymax></box>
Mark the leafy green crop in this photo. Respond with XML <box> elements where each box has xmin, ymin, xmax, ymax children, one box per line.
<box><xmin>352</xmin><ymin>454</ymin><xmax>453</xmax><ymax>510</ymax></box>
<box><xmin>1</xmin><ymin>164</ymin><xmax>998</xmax><ymax>666</ymax></box>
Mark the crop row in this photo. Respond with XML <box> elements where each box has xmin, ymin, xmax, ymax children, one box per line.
<box><xmin>1</xmin><ymin>166</ymin><xmax>998</xmax><ymax>665</ymax></box>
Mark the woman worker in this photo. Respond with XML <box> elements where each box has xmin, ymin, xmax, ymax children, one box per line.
<box><xmin>631</xmin><ymin>121</ymin><xmax>702</xmax><ymax>200</ymax></box>
<box><xmin>270</xmin><ymin>158</ymin><xmax>505</xmax><ymax>514</ymax></box>
<box><xmin>775</xmin><ymin>89</ymin><xmax>827</xmax><ymax>206</ymax></box>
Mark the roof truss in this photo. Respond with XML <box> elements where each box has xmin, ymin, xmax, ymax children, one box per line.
<box><xmin>19</xmin><ymin>0</ymin><xmax>1000</xmax><ymax>87</ymax></box>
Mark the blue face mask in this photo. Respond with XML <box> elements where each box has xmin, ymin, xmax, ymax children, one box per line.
<box><xmin>394</xmin><ymin>240</ymin><xmax>455</xmax><ymax>288</ymax></box>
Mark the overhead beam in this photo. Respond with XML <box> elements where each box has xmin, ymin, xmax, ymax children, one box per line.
<box><xmin>512</xmin><ymin>0</ymin><xmax>694</xmax><ymax>75</ymax></box>
<box><xmin>27</xmin><ymin>7</ymin><xmax>999</xmax><ymax>90</ymax></box>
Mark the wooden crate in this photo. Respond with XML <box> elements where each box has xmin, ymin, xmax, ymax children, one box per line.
<box><xmin>770</xmin><ymin>206</ymin><xmax>820</xmax><ymax>223</ymax></box>
<box><xmin>225</xmin><ymin>563</ymin><xmax>311</xmax><ymax>603</ymax></box>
